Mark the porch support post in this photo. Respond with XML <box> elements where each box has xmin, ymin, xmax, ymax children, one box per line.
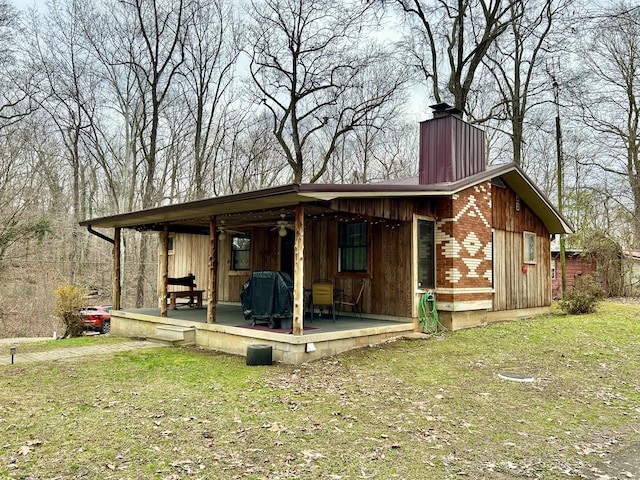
<box><xmin>160</xmin><ymin>223</ymin><xmax>169</xmax><ymax>318</ymax></box>
<box><xmin>207</xmin><ymin>215</ymin><xmax>217</xmax><ymax>324</ymax></box>
<box><xmin>292</xmin><ymin>204</ymin><xmax>305</xmax><ymax>336</ymax></box>
<box><xmin>113</xmin><ymin>228</ymin><xmax>121</xmax><ymax>310</ymax></box>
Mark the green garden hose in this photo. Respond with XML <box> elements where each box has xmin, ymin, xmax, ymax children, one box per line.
<box><xmin>418</xmin><ymin>291</ymin><xmax>447</xmax><ymax>335</ymax></box>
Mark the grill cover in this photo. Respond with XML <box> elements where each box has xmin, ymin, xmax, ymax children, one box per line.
<box><xmin>240</xmin><ymin>271</ymin><xmax>294</xmax><ymax>324</ymax></box>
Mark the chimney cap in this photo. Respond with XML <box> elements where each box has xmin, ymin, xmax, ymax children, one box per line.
<box><xmin>430</xmin><ymin>103</ymin><xmax>463</xmax><ymax>119</ymax></box>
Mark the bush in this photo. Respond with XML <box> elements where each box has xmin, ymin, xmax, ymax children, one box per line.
<box><xmin>54</xmin><ymin>284</ymin><xmax>87</xmax><ymax>338</ymax></box>
<box><xmin>560</xmin><ymin>275</ymin><xmax>603</xmax><ymax>314</ymax></box>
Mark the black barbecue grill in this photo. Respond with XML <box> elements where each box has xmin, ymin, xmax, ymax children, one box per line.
<box><xmin>240</xmin><ymin>271</ymin><xmax>294</xmax><ymax>329</ymax></box>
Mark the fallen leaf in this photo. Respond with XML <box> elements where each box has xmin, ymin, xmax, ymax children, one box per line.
<box><xmin>17</xmin><ymin>445</ymin><xmax>31</xmax><ymax>456</ymax></box>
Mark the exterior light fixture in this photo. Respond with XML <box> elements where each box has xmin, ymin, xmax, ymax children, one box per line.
<box><xmin>278</xmin><ymin>226</ymin><xmax>287</xmax><ymax>237</ymax></box>
<box><xmin>10</xmin><ymin>346</ymin><xmax>16</xmax><ymax>364</ymax></box>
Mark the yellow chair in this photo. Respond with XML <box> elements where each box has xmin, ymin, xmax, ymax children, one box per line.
<box><xmin>337</xmin><ymin>280</ymin><xmax>365</xmax><ymax>320</ymax></box>
<box><xmin>311</xmin><ymin>280</ymin><xmax>336</xmax><ymax>322</ymax></box>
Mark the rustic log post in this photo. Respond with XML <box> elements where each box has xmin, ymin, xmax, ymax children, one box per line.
<box><xmin>113</xmin><ymin>228</ymin><xmax>121</xmax><ymax>310</ymax></box>
<box><xmin>160</xmin><ymin>223</ymin><xmax>169</xmax><ymax>317</ymax></box>
<box><xmin>207</xmin><ymin>215</ymin><xmax>217</xmax><ymax>324</ymax></box>
<box><xmin>292</xmin><ymin>204</ymin><xmax>305</xmax><ymax>336</ymax></box>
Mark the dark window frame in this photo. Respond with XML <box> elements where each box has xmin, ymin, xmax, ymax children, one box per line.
<box><xmin>231</xmin><ymin>231</ymin><xmax>251</xmax><ymax>271</ymax></box>
<box><xmin>416</xmin><ymin>218</ymin><xmax>435</xmax><ymax>289</ymax></box>
<box><xmin>338</xmin><ymin>222</ymin><xmax>369</xmax><ymax>273</ymax></box>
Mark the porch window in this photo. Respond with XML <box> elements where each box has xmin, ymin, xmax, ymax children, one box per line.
<box><xmin>231</xmin><ymin>232</ymin><xmax>251</xmax><ymax>271</ymax></box>
<box><xmin>417</xmin><ymin>219</ymin><xmax>435</xmax><ymax>288</ymax></box>
<box><xmin>523</xmin><ymin>232</ymin><xmax>536</xmax><ymax>264</ymax></box>
<box><xmin>338</xmin><ymin>222</ymin><xmax>368</xmax><ymax>272</ymax></box>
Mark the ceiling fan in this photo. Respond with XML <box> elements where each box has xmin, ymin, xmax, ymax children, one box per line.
<box><xmin>271</xmin><ymin>214</ymin><xmax>294</xmax><ymax>237</ymax></box>
<box><xmin>217</xmin><ymin>220</ymin><xmax>241</xmax><ymax>241</ymax></box>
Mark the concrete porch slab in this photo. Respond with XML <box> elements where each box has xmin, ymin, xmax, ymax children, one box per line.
<box><xmin>112</xmin><ymin>303</ymin><xmax>417</xmax><ymax>364</ymax></box>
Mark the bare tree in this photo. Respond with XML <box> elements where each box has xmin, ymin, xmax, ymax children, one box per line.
<box><xmin>0</xmin><ymin>125</ymin><xmax>52</xmax><ymax>268</ymax></box>
<box><xmin>115</xmin><ymin>0</ymin><xmax>191</xmax><ymax>306</ymax></box>
<box><xmin>578</xmin><ymin>1</ymin><xmax>640</xmax><ymax>247</ymax></box>
<box><xmin>390</xmin><ymin>0</ymin><xmax>518</xmax><ymax>113</ymax></box>
<box><xmin>24</xmin><ymin>0</ymin><xmax>104</xmax><ymax>282</ymax></box>
<box><xmin>0</xmin><ymin>1</ymin><xmax>37</xmax><ymax>130</ymax></box>
<box><xmin>181</xmin><ymin>0</ymin><xmax>240</xmax><ymax>199</ymax></box>
<box><xmin>246</xmin><ymin>0</ymin><xmax>406</xmax><ymax>183</ymax></box>
<box><xmin>481</xmin><ymin>0</ymin><xmax>574</xmax><ymax>167</ymax></box>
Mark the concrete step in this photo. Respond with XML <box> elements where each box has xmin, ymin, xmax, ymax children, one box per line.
<box><xmin>147</xmin><ymin>325</ymin><xmax>196</xmax><ymax>346</ymax></box>
<box><xmin>146</xmin><ymin>334</ymin><xmax>186</xmax><ymax>346</ymax></box>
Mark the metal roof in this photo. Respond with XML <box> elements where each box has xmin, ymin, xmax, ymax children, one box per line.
<box><xmin>80</xmin><ymin>163</ymin><xmax>572</xmax><ymax>235</ymax></box>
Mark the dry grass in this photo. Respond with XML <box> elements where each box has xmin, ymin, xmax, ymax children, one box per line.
<box><xmin>1</xmin><ymin>300</ymin><xmax>639</xmax><ymax>479</ymax></box>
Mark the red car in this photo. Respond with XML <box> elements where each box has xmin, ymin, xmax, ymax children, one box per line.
<box><xmin>80</xmin><ymin>306</ymin><xmax>112</xmax><ymax>334</ymax></box>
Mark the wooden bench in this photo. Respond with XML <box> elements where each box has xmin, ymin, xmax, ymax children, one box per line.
<box><xmin>167</xmin><ymin>274</ymin><xmax>204</xmax><ymax>309</ymax></box>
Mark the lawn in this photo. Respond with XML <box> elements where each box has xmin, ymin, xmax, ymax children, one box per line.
<box><xmin>1</xmin><ymin>300</ymin><xmax>639</xmax><ymax>479</ymax></box>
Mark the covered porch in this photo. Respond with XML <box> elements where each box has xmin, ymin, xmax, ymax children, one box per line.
<box><xmin>111</xmin><ymin>303</ymin><xmax>416</xmax><ymax>364</ymax></box>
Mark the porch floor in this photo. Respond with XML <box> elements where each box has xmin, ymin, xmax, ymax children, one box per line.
<box><xmin>114</xmin><ymin>303</ymin><xmax>416</xmax><ymax>364</ymax></box>
<box><xmin>126</xmin><ymin>302</ymin><xmax>409</xmax><ymax>333</ymax></box>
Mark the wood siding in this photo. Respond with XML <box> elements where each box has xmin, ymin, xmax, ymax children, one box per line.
<box><xmin>163</xmin><ymin>189</ymin><xmax>553</xmax><ymax>315</ymax></box>
<box><xmin>492</xmin><ymin>184</ymin><xmax>552</xmax><ymax>311</ymax></box>
<box><xmin>164</xmin><ymin>233</ymin><xmax>211</xmax><ymax>296</ymax></box>
<box><xmin>163</xmin><ymin>200</ymin><xmax>416</xmax><ymax>317</ymax></box>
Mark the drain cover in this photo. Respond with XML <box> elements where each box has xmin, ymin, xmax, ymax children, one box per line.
<box><xmin>498</xmin><ymin>372</ymin><xmax>534</xmax><ymax>382</ymax></box>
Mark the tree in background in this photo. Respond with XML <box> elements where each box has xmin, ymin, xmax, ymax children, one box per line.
<box><xmin>481</xmin><ymin>0</ymin><xmax>575</xmax><ymax>167</ymax></box>
<box><xmin>577</xmin><ymin>2</ymin><xmax>640</xmax><ymax>248</ymax></box>
<box><xmin>24</xmin><ymin>0</ymin><xmax>104</xmax><ymax>283</ymax></box>
<box><xmin>182</xmin><ymin>0</ymin><xmax>240</xmax><ymax>199</ymax></box>
<box><xmin>246</xmin><ymin>0</ymin><xmax>406</xmax><ymax>183</ymax></box>
<box><xmin>390</xmin><ymin>0</ymin><xmax>517</xmax><ymax>113</ymax></box>
<box><xmin>0</xmin><ymin>0</ymin><xmax>37</xmax><ymax>130</ymax></box>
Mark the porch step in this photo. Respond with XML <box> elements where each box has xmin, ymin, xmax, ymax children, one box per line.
<box><xmin>147</xmin><ymin>325</ymin><xmax>196</xmax><ymax>346</ymax></box>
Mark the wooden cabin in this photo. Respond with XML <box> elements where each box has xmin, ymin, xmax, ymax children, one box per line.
<box><xmin>80</xmin><ymin>104</ymin><xmax>572</xmax><ymax>363</ymax></box>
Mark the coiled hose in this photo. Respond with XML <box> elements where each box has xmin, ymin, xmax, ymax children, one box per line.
<box><xmin>418</xmin><ymin>291</ymin><xmax>447</xmax><ymax>335</ymax></box>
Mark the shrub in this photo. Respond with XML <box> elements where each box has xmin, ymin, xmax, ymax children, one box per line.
<box><xmin>560</xmin><ymin>274</ymin><xmax>603</xmax><ymax>314</ymax></box>
<box><xmin>54</xmin><ymin>284</ymin><xmax>87</xmax><ymax>338</ymax></box>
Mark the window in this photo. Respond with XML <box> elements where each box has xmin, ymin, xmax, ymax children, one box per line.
<box><xmin>417</xmin><ymin>219</ymin><xmax>435</xmax><ymax>288</ymax></box>
<box><xmin>167</xmin><ymin>234</ymin><xmax>174</xmax><ymax>254</ymax></box>
<box><xmin>338</xmin><ymin>222</ymin><xmax>368</xmax><ymax>272</ymax></box>
<box><xmin>523</xmin><ymin>232</ymin><xmax>536</xmax><ymax>263</ymax></box>
<box><xmin>231</xmin><ymin>232</ymin><xmax>251</xmax><ymax>271</ymax></box>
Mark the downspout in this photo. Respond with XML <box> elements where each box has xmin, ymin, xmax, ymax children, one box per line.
<box><xmin>86</xmin><ymin>225</ymin><xmax>121</xmax><ymax>310</ymax></box>
<box><xmin>86</xmin><ymin>225</ymin><xmax>115</xmax><ymax>244</ymax></box>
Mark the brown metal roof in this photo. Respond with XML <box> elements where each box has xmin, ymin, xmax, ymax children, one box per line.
<box><xmin>80</xmin><ymin>163</ymin><xmax>572</xmax><ymax>235</ymax></box>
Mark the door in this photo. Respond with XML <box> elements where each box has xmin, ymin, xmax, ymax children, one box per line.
<box><xmin>280</xmin><ymin>229</ymin><xmax>295</xmax><ymax>277</ymax></box>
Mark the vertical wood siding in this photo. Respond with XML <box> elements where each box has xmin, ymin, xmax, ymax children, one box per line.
<box><xmin>163</xmin><ymin>198</ymin><xmax>417</xmax><ymax>316</ymax></box>
<box><xmin>492</xmin><ymin>184</ymin><xmax>552</xmax><ymax>311</ymax></box>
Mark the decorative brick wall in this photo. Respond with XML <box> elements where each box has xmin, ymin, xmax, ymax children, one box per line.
<box><xmin>435</xmin><ymin>181</ymin><xmax>493</xmax><ymax>309</ymax></box>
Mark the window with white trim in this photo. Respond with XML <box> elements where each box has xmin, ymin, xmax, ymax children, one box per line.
<box><xmin>523</xmin><ymin>232</ymin><xmax>536</xmax><ymax>264</ymax></box>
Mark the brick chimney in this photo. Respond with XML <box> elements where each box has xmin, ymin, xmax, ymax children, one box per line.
<box><xmin>419</xmin><ymin>103</ymin><xmax>486</xmax><ymax>185</ymax></box>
